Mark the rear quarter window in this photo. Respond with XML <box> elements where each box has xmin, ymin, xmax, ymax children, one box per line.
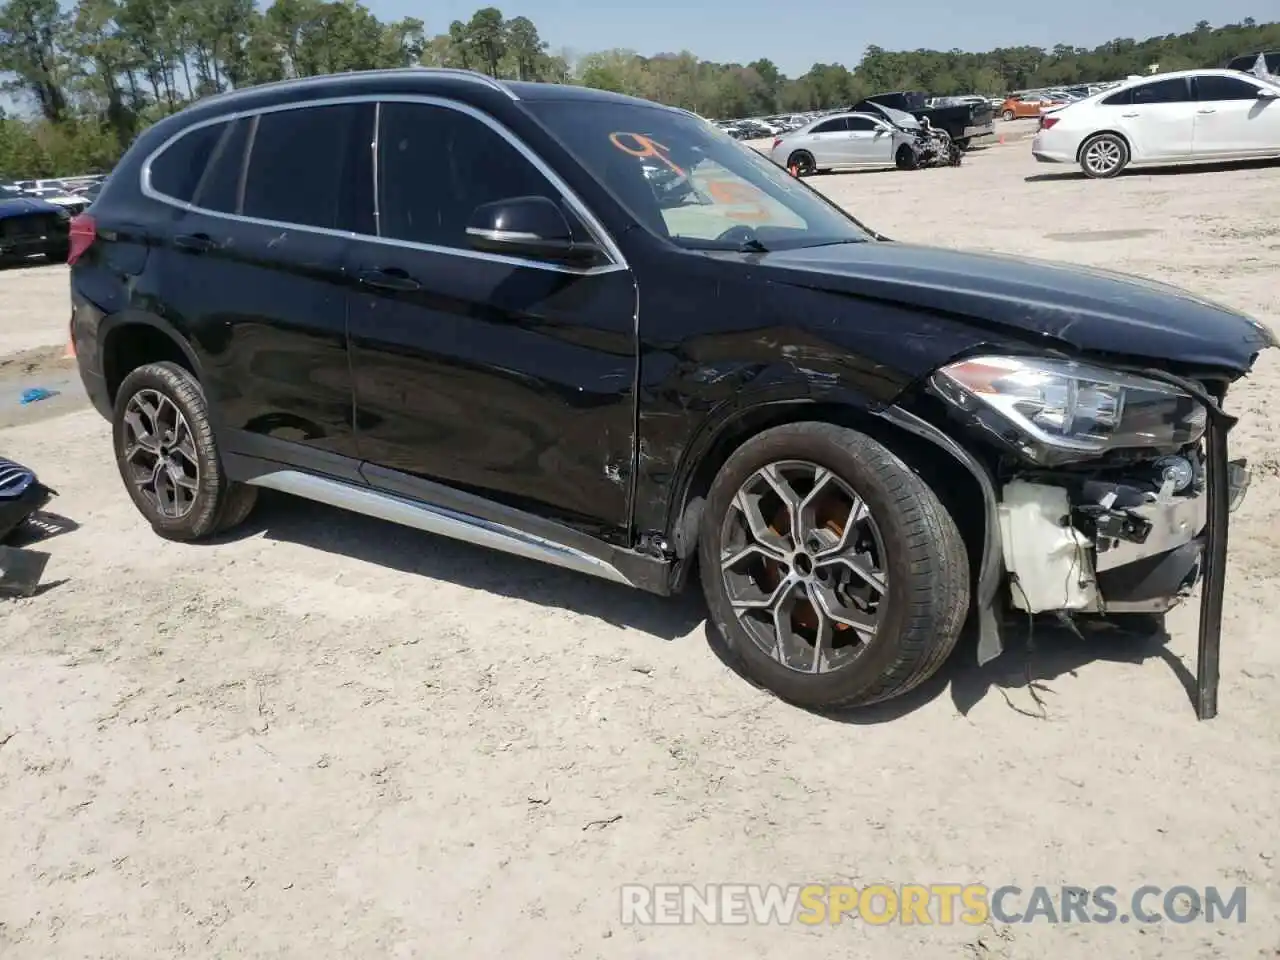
<box><xmin>148</xmin><ymin>122</ymin><xmax>228</xmax><ymax>203</ymax></box>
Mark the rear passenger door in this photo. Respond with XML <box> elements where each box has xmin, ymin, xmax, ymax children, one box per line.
<box><xmin>144</xmin><ymin>101</ymin><xmax>372</xmax><ymax>473</ymax></box>
<box><xmin>1114</xmin><ymin>78</ymin><xmax>1196</xmax><ymax>160</ymax></box>
<box><xmin>805</xmin><ymin>117</ymin><xmax>853</xmax><ymax>167</ymax></box>
<box><xmin>343</xmin><ymin>98</ymin><xmax>638</xmax><ymax>541</ymax></box>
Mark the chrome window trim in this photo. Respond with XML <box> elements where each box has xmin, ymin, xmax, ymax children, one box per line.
<box><xmin>138</xmin><ymin>93</ymin><xmax>629</xmax><ymax>277</ymax></box>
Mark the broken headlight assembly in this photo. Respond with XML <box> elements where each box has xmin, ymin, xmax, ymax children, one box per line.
<box><xmin>928</xmin><ymin>355</ymin><xmax>1208</xmax><ymax>466</ymax></box>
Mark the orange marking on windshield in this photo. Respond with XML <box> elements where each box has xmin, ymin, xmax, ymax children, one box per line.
<box><xmin>705</xmin><ymin>178</ymin><xmax>771</xmax><ymax>222</ymax></box>
<box><xmin>608</xmin><ymin>132</ymin><xmax>686</xmax><ymax>177</ymax></box>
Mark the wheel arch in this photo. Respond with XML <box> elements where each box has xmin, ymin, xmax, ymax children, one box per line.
<box><xmin>665</xmin><ymin>396</ymin><xmax>991</xmax><ymax>600</ymax></box>
<box><xmin>100</xmin><ymin>312</ymin><xmax>204</xmax><ymax>405</ymax></box>
<box><xmin>1076</xmin><ymin>129</ymin><xmax>1131</xmax><ymax>165</ymax></box>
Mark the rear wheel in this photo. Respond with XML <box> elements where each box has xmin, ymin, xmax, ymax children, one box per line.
<box><xmin>112</xmin><ymin>361</ymin><xmax>257</xmax><ymax>541</ymax></box>
<box><xmin>786</xmin><ymin>150</ymin><xmax>816</xmax><ymax>177</ymax></box>
<box><xmin>698</xmin><ymin>423</ymin><xmax>970</xmax><ymax>710</ymax></box>
<box><xmin>1001</xmin><ymin>109</ymin><xmax>1015</xmax><ymax>121</ymax></box>
<box><xmin>1079</xmin><ymin>133</ymin><xmax>1129</xmax><ymax>178</ymax></box>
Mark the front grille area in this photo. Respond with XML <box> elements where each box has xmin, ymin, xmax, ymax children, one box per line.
<box><xmin>0</xmin><ymin>215</ymin><xmax>55</xmax><ymax>239</ymax></box>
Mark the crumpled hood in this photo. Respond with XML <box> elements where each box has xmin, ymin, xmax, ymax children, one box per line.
<box><xmin>762</xmin><ymin>240</ymin><xmax>1276</xmax><ymax>373</ymax></box>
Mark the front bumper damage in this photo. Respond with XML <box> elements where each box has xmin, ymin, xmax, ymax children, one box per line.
<box><xmin>996</xmin><ymin>410</ymin><xmax>1245</xmax><ymax>720</ymax></box>
<box><xmin>881</xmin><ymin>382</ymin><xmax>1245</xmax><ymax>721</ymax></box>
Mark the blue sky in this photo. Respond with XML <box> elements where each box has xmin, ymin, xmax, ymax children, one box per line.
<box><xmin>384</xmin><ymin>2</ymin><xmax>1267</xmax><ymax>76</ymax></box>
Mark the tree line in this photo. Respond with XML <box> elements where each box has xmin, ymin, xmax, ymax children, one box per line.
<box><xmin>0</xmin><ymin>1</ymin><xmax>1276</xmax><ymax>179</ymax></box>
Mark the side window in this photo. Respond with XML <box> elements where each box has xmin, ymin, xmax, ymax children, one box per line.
<box><xmin>1102</xmin><ymin>88</ymin><xmax>1133</xmax><ymax>106</ymax></box>
<box><xmin>1131</xmin><ymin>78</ymin><xmax>1191</xmax><ymax>105</ymax></box>
<box><xmin>190</xmin><ymin>118</ymin><xmax>251</xmax><ymax>214</ymax></box>
<box><xmin>240</xmin><ymin>103</ymin><xmax>361</xmax><ymax>230</ymax></box>
<box><xmin>810</xmin><ymin>118</ymin><xmax>848</xmax><ymax>133</ymax></box>
<box><xmin>377</xmin><ymin>101</ymin><xmax>561</xmax><ymax>250</ymax></box>
<box><xmin>846</xmin><ymin>117</ymin><xmax>876</xmax><ymax>131</ymax></box>
<box><xmin>1195</xmin><ymin>75</ymin><xmax>1262</xmax><ymax>101</ymax></box>
<box><xmin>149</xmin><ymin>122</ymin><xmax>226</xmax><ymax>202</ymax></box>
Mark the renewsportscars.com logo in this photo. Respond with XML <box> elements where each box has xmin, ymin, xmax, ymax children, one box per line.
<box><xmin>620</xmin><ymin>884</ymin><xmax>1248</xmax><ymax>926</ymax></box>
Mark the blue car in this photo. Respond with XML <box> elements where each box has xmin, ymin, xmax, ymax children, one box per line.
<box><xmin>0</xmin><ymin>184</ymin><xmax>71</xmax><ymax>264</ymax></box>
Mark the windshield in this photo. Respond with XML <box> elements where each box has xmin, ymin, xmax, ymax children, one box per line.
<box><xmin>523</xmin><ymin>99</ymin><xmax>873</xmax><ymax>252</ymax></box>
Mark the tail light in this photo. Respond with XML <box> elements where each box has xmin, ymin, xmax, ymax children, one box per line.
<box><xmin>1040</xmin><ymin>116</ymin><xmax>1060</xmax><ymax>130</ymax></box>
<box><xmin>772</xmin><ymin>137</ymin><xmax>782</xmax><ymax>150</ymax></box>
<box><xmin>67</xmin><ymin>213</ymin><xmax>96</xmax><ymax>265</ymax></box>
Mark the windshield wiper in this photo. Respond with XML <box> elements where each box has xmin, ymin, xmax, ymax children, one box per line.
<box><xmin>795</xmin><ymin>238</ymin><xmax>870</xmax><ymax>249</ymax></box>
<box><xmin>737</xmin><ymin>237</ymin><xmax>769</xmax><ymax>253</ymax></box>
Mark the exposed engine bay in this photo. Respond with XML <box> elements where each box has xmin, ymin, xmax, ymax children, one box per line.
<box><xmin>905</xmin><ymin>117</ymin><xmax>963</xmax><ymax>169</ymax></box>
<box><xmin>997</xmin><ymin>450</ymin><xmax>1248</xmax><ymax>618</ymax></box>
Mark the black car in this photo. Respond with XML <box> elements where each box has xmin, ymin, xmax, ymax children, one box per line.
<box><xmin>0</xmin><ymin>184</ymin><xmax>71</xmax><ymax>264</ymax></box>
<box><xmin>69</xmin><ymin>68</ymin><xmax>1272</xmax><ymax>716</ymax></box>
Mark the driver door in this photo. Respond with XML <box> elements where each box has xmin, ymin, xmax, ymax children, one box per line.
<box><xmin>343</xmin><ymin>98</ymin><xmax>639</xmax><ymax>540</ymax></box>
<box><xmin>1191</xmin><ymin>73</ymin><xmax>1280</xmax><ymax>157</ymax></box>
<box><xmin>846</xmin><ymin>116</ymin><xmax>894</xmax><ymax>164</ymax></box>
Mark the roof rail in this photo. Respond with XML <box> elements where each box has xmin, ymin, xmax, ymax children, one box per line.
<box><xmin>411</xmin><ymin>66</ymin><xmax>519</xmax><ymax>99</ymax></box>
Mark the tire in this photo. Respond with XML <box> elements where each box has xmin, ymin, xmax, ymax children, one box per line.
<box><xmin>698</xmin><ymin>422</ymin><xmax>970</xmax><ymax>711</ymax></box>
<box><xmin>112</xmin><ymin>360</ymin><xmax>257</xmax><ymax>541</ymax></box>
<box><xmin>955</xmin><ymin>137</ymin><xmax>971</xmax><ymax>151</ymax></box>
<box><xmin>1001</xmin><ymin>109</ymin><xmax>1015</xmax><ymax>121</ymax></box>
<box><xmin>1078</xmin><ymin>133</ymin><xmax>1129</xmax><ymax>179</ymax></box>
<box><xmin>786</xmin><ymin>150</ymin><xmax>816</xmax><ymax>177</ymax></box>
<box><xmin>895</xmin><ymin>145</ymin><xmax>918</xmax><ymax>171</ymax></box>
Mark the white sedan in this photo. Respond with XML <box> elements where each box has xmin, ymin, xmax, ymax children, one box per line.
<box><xmin>1030</xmin><ymin>68</ymin><xmax>1280</xmax><ymax>178</ymax></box>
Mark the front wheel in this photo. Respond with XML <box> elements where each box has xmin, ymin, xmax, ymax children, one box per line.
<box><xmin>1079</xmin><ymin>133</ymin><xmax>1129</xmax><ymax>178</ymax></box>
<box><xmin>698</xmin><ymin>423</ymin><xmax>970</xmax><ymax>711</ymax></box>
<box><xmin>895</xmin><ymin>145</ymin><xmax>918</xmax><ymax>171</ymax></box>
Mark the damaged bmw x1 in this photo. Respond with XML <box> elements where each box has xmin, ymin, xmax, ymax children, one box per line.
<box><xmin>68</xmin><ymin>68</ymin><xmax>1273</xmax><ymax>718</ymax></box>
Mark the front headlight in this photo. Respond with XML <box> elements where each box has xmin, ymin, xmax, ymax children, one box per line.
<box><xmin>929</xmin><ymin>355</ymin><xmax>1207</xmax><ymax>465</ymax></box>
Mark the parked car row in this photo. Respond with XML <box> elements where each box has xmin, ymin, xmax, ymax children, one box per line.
<box><xmin>0</xmin><ymin>173</ymin><xmax>108</xmax><ymax>265</ymax></box>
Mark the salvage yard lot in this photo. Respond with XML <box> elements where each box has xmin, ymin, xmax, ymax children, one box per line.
<box><xmin>1</xmin><ymin>141</ymin><xmax>1278</xmax><ymax>959</ymax></box>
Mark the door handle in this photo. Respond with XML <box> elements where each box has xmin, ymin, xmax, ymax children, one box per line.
<box><xmin>357</xmin><ymin>267</ymin><xmax>420</xmax><ymax>292</ymax></box>
<box><xmin>1121</xmin><ymin>112</ymin><xmax>1139</xmax><ymax>118</ymax></box>
<box><xmin>1196</xmin><ymin>108</ymin><xmax>1216</xmax><ymax>114</ymax></box>
<box><xmin>173</xmin><ymin>232</ymin><xmax>217</xmax><ymax>252</ymax></box>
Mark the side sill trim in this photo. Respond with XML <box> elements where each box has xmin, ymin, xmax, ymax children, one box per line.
<box><xmin>246</xmin><ymin>468</ymin><xmax>638</xmax><ymax>588</ymax></box>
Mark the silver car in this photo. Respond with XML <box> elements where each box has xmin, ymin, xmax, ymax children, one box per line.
<box><xmin>769</xmin><ymin>112</ymin><xmax>915</xmax><ymax>175</ymax></box>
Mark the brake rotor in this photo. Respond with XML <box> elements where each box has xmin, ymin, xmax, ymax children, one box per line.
<box><xmin>757</xmin><ymin>490</ymin><xmax>853</xmax><ymax>634</ymax></box>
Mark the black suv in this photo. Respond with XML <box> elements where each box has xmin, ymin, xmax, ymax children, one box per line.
<box><xmin>70</xmin><ymin>68</ymin><xmax>1271</xmax><ymax>715</ymax></box>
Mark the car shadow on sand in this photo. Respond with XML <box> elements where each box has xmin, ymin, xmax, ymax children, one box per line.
<box><xmin>219</xmin><ymin>492</ymin><xmax>1194</xmax><ymax>715</ymax></box>
<box><xmin>213</xmin><ymin>490</ymin><xmax>706</xmax><ymax>640</ymax></box>
<box><xmin>705</xmin><ymin>613</ymin><xmax>1196</xmax><ymax>725</ymax></box>
<box><xmin>1026</xmin><ymin>155</ymin><xmax>1280</xmax><ymax>183</ymax></box>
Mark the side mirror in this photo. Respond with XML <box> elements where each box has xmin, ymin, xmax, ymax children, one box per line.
<box><xmin>465</xmin><ymin>195</ymin><xmax>603</xmax><ymax>265</ymax></box>
<box><xmin>1257</xmin><ymin>87</ymin><xmax>1279</xmax><ymax>100</ymax></box>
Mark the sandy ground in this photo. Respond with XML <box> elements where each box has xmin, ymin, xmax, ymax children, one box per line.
<box><xmin>1</xmin><ymin>138</ymin><xmax>1278</xmax><ymax>959</ymax></box>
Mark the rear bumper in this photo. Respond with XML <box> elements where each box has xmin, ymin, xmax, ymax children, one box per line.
<box><xmin>963</xmin><ymin>122</ymin><xmax>994</xmax><ymax>139</ymax></box>
<box><xmin>70</xmin><ymin>291</ymin><xmax>112</xmax><ymax>420</ymax></box>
